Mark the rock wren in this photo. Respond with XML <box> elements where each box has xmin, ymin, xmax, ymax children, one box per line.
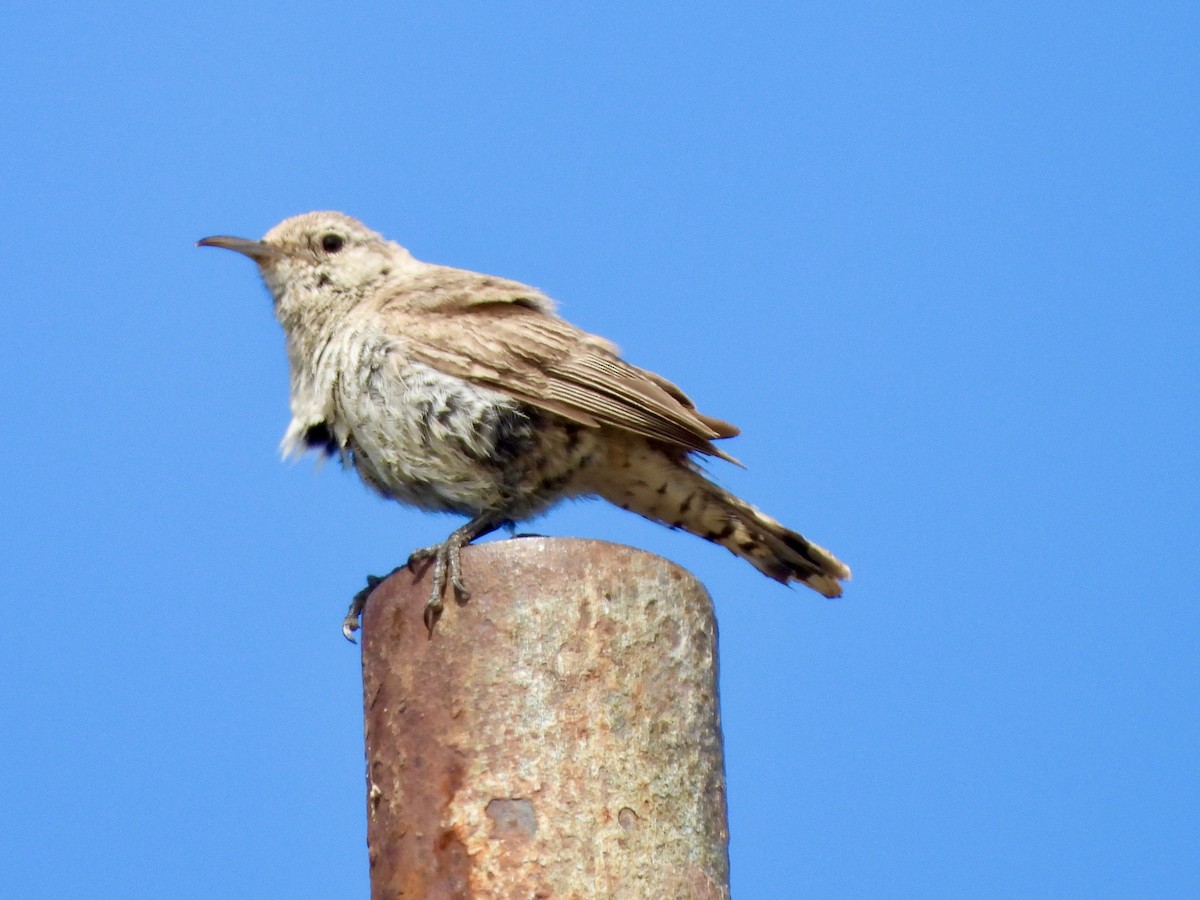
<box><xmin>199</xmin><ymin>212</ymin><xmax>850</xmax><ymax>635</ymax></box>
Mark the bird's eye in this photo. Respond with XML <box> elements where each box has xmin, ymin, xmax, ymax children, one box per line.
<box><xmin>320</xmin><ymin>233</ymin><xmax>345</xmax><ymax>253</ymax></box>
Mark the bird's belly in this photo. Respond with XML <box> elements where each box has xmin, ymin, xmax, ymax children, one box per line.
<box><xmin>334</xmin><ymin>362</ymin><xmax>553</xmax><ymax>516</ymax></box>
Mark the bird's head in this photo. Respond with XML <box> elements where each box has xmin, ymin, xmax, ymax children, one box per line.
<box><xmin>198</xmin><ymin>211</ymin><xmax>418</xmax><ymax>309</ymax></box>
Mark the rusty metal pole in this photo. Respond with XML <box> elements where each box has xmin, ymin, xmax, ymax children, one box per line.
<box><xmin>360</xmin><ymin>536</ymin><xmax>729</xmax><ymax>898</ymax></box>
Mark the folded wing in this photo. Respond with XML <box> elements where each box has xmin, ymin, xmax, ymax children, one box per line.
<box><xmin>376</xmin><ymin>268</ymin><xmax>741</xmax><ymax>462</ymax></box>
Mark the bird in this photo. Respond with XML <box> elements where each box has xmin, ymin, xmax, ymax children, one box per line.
<box><xmin>198</xmin><ymin>211</ymin><xmax>850</xmax><ymax>635</ymax></box>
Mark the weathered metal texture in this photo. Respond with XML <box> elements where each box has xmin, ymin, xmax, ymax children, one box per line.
<box><xmin>360</xmin><ymin>537</ymin><xmax>729</xmax><ymax>899</ymax></box>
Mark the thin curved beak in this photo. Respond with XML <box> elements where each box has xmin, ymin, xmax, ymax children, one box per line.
<box><xmin>197</xmin><ymin>235</ymin><xmax>281</xmax><ymax>263</ymax></box>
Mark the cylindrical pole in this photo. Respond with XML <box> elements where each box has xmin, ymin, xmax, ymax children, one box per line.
<box><xmin>360</xmin><ymin>537</ymin><xmax>729</xmax><ymax>898</ymax></box>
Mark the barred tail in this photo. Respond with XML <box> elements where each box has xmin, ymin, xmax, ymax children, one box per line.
<box><xmin>594</xmin><ymin>444</ymin><xmax>851</xmax><ymax>597</ymax></box>
<box><xmin>715</xmin><ymin>492</ymin><xmax>851</xmax><ymax>597</ymax></box>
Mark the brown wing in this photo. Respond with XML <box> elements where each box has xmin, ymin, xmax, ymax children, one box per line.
<box><xmin>377</xmin><ymin>270</ymin><xmax>741</xmax><ymax>462</ymax></box>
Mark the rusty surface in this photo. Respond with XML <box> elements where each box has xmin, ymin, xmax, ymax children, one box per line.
<box><xmin>360</xmin><ymin>537</ymin><xmax>729</xmax><ymax>899</ymax></box>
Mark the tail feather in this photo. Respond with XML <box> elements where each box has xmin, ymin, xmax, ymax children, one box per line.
<box><xmin>592</xmin><ymin>442</ymin><xmax>851</xmax><ymax>597</ymax></box>
<box><xmin>728</xmin><ymin>502</ymin><xmax>851</xmax><ymax>598</ymax></box>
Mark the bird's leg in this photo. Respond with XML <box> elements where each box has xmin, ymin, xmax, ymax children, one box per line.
<box><xmin>408</xmin><ymin>514</ymin><xmax>512</xmax><ymax>634</ymax></box>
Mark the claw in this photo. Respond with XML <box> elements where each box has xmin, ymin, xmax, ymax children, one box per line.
<box><xmin>447</xmin><ymin>541</ymin><xmax>470</xmax><ymax>597</ymax></box>
<box><xmin>341</xmin><ymin>571</ymin><xmax>398</xmax><ymax>642</ymax></box>
<box><xmin>406</xmin><ymin>539</ymin><xmax>454</xmax><ymax>637</ymax></box>
<box><xmin>423</xmin><ymin>599</ymin><xmax>442</xmax><ymax>636</ymax></box>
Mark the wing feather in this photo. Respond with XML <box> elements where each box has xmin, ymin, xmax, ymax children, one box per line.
<box><xmin>375</xmin><ymin>271</ymin><xmax>740</xmax><ymax>462</ymax></box>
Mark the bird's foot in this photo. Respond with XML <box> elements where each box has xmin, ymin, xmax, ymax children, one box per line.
<box><xmin>407</xmin><ymin>539</ymin><xmax>467</xmax><ymax>636</ymax></box>
<box><xmin>407</xmin><ymin>516</ymin><xmax>510</xmax><ymax>635</ymax></box>
<box><xmin>342</xmin><ymin>568</ymin><xmax>404</xmax><ymax>642</ymax></box>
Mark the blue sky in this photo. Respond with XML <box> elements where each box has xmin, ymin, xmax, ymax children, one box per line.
<box><xmin>3</xmin><ymin>2</ymin><xmax>1197</xmax><ymax>896</ymax></box>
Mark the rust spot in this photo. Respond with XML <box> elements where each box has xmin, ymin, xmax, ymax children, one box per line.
<box><xmin>433</xmin><ymin>829</ymin><xmax>472</xmax><ymax>895</ymax></box>
<box><xmin>485</xmin><ymin>798</ymin><xmax>538</xmax><ymax>840</ymax></box>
